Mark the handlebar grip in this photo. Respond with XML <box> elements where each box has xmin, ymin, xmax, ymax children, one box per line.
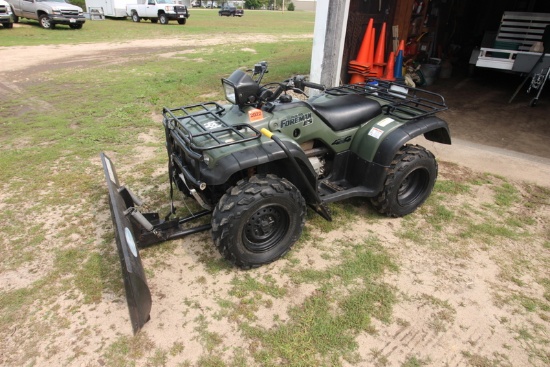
<box><xmin>302</xmin><ymin>81</ymin><xmax>325</xmax><ymax>91</ymax></box>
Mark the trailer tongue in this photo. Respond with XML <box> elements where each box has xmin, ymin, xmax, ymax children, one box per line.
<box><xmin>100</xmin><ymin>153</ymin><xmax>211</xmax><ymax>333</ymax></box>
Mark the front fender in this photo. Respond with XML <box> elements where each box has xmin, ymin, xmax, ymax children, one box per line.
<box><xmin>201</xmin><ymin>139</ymin><xmax>318</xmax><ymax>202</ymax></box>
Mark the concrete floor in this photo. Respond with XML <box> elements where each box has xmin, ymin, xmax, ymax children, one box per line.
<box><xmin>420</xmin><ymin>67</ymin><xmax>550</xmax><ymax>186</ymax></box>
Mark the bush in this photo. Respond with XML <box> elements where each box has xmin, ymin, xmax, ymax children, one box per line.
<box><xmin>287</xmin><ymin>2</ymin><xmax>295</xmax><ymax>11</ymax></box>
<box><xmin>70</xmin><ymin>0</ymin><xmax>86</xmax><ymax>10</ymax></box>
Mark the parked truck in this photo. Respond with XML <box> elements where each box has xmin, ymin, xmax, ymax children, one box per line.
<box><xmin>0</xmin><ymin>0</ymin><xmax>14</xmax><ymax>28</ymax></box>
<box><xmin>6</xmin><ymin>0</ymin><xmax>85</xmax><ymax>29</ymax></box>
<box><xmin>218</xmin><ymin>4</ymin><xmax>243</xmax><ymax>17</ymax></box>
<box><xmin>126</xmin><ymin>0</ymin><xmax>189</xmax><ymax>25</ymax></box>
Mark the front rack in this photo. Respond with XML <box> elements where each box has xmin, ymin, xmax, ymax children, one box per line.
<box><xmin>325</xmin><ymin>80</ymin><xmax>448</xmax><ymax>120</ymax></box>
<box><xmin>163</xmin><ymin>102</ymin><xmax>262</xmax><ymax>153</ymax></box>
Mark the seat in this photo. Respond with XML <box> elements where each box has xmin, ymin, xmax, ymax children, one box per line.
<box><xmin>310</xmin><ymin>94</ymin><xmax>382</xmax><ymax>131</ymax></box>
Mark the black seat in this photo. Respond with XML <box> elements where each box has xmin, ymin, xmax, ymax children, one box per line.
<box><xmin>310</xmin><ymin>94</ymin><xmax>382</xmax><ymax>131</ymax></box>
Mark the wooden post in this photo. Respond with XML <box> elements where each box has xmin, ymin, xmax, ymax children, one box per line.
<box><xmin>310</xmin><ymin>0</ymin><xmax>351</xmax><ymax>89</ymax></box>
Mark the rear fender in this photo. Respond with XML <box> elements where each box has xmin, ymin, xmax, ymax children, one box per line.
<box><xmin>350</xmin><ymin>116</ymin><xmax>450</xmax><ymax>192</ymax></box>
<box><xmin>373</xmin><ymin>116</ymin><xmax>451</xmax><ymax>167</ymax></box>
<box><xmin>351</xmin><ymin>116</ymin><xmax>450</xmax><ymax>165</ymax></box>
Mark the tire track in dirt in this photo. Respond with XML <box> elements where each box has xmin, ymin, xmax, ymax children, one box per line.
<box><xmin>0</xmin><ymin>80</ymin><xmax>54</xmax><ymax>111</ymax></box>
<box><xmin>0</xmin><ymin>34</ymin><xmax>312</xmax><ymax>75</ymax></box>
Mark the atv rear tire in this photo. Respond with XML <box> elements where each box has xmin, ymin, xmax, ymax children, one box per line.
<box><xmin>212</xmin><ymin>174</ymin><xmax>306</xmax><ymax>269</ymax></box>
<box><xmin>370</xmin><ymin>144</ymin><xmax>437</xmax><ymax>217</ymax></box>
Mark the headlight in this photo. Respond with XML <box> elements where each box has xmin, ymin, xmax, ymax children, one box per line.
<box><xmin>221</xmin><ymin>69</ymin><xmax>260</xmax><ymax>107</ymax></box>
<box><xmin>223</xmin><ymin>80</ymin><xmax>237</xmax><ymax>104</ymax></box>
<box><xmin>165</xmin><ymin>6</ymin><xmax>174</xmax><ymax>11</ymax></box>
<box><xmin>202</xmin><ymin>154</ymin><xmax>211</xmax><ymax>166</ymax></box>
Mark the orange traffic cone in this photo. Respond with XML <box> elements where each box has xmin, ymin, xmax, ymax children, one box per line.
<box><xmin>368</xmin><ymin>28</ymin><xmax>375</xmax><ymax>67</ymax></box>
<box><xmin>372</xmin><ymin>22</ymin><xmax>387</xmax><ymax>78</ymax></box>
<box><xmin>381</xmin><ymin>51</ymin><xmax>395</xmax><ymax>81</ymax></box>
<box><xmin>398</xmin><ymin>39</ymin><xmax>405</xmax><ymax>53</ymax></box>
<box><xmin>355</xmin><ymin>18</ymin><xmax>373</xmax><ymax>64</ymax></box>
<box><xmin>349</xmin><ymin>18</ymin><xmax>374</xmax><ymax>84</ymax></box>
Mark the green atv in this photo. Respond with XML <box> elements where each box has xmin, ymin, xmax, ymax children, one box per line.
<box><xmin>101</xmin><ymin>61</ymin><xmax>450</xmax><ymax>332</ymax></box>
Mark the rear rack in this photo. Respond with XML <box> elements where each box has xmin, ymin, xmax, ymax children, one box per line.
<box><xmin>163</xmin><ymin>102</ymin><xmax>262</xmax><ymax>153</ymax></box>
<box><xmin>325</xmin><ymin>80</ymin><xmax>448</xmax><ymax>120</ymax></box>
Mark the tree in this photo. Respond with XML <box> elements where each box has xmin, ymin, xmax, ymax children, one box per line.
<box><xmin>245</xmin><ymin>0</ymin><xmax>265</xmax><ymax>9</ymax></box>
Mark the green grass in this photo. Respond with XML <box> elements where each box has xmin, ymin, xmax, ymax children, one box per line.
<box><xmin>3</xmin><ymin>9</ymin><xmax>315</xmax><ymax>46</ymax></box>
<box><xmin>237</xmin><ymin>238</ymin><xmax>397</xmax><ymax>367</ymax></box>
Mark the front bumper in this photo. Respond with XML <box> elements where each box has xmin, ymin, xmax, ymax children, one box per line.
<box><xmin>0</xmin><ymin>14</ymin><xmax>13</xmax><ymax>23</ymax></box>
<box><xmin>50</xmin><ymin>15</ymin><xmax>86</xmax><ymax>25</ymax></box>
<box><xmin>166</xmin><ymin>12</ymin><xmax>189</xmax><ymax>20</ymax></box>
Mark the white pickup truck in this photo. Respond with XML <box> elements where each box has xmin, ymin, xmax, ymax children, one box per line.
<box><xmin>126</xmin><ymin>0</ymin><xmax>189</xmax><ymax>25</ymax></box>
<box><xmin>0</xmin><ymin>0</ymin><xmax>14</xmax><ymax>28</ymax></box>
<box><xmin>6</xmin><ymin>0</ymin><xmax>85</xmax><ymax>29</ymax></box>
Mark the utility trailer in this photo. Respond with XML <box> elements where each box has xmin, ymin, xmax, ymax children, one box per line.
<box><xmin>470</xmin><ymin>12</ymin><xmax>550</xmax><ymax>73</ymax></box>
<box><xmin>85</xmin><ymin>0</ymin><xmax>133</xmax><ymax>18</ymax></box>
<box><xmin>469</xmin><ymin>12</ymin><xmax>550</xmax><ymax>104</ymax></box>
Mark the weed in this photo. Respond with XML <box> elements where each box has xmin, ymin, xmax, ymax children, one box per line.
<box><xmin>402</xmin><ymin>355</ymin><xmax>430</xmax><ymax>367</ymax></box>
<box><xmin>102</xmin><ymin>332</ymin><xmax>155</xmax><ymax>367</ymax></box>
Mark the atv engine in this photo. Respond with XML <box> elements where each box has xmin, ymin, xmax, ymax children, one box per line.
<box><xmin>308</xmin><ymin>156</ymin><xmax>325</xmax><ymax>177</ymax></box>
<box><xmin>301</xmin><ymin>140</ymin><xmax>328</xmax><ymax>178</ymax></box>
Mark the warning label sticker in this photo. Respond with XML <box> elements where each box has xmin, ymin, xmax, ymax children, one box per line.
<box><xmin>376</xmin><ymin>117</ymin><xmax>394</xmax><ymax>127</ymax></box>
<box><xmin>368</xmin><ymin>127</ymin><xmax>384</xmax><ymax>139</ymax></box>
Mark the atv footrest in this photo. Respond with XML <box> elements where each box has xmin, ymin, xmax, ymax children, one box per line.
<box><xmin>318</xmin><ymin>179</ymin><xmax>378</xmax><ymax>203</ymax></box>
<box><xmin>320</xmin><ymin>179</ymin><xmax>349</xmax><ymax>193</ymax></box>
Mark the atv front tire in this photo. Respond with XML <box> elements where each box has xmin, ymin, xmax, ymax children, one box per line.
<box><xmin>212</xmin><ymin>174</ymin><xmax>306</xmax><ymax>269</ymax></box>
<box><xmin>370</xmin><ymin>144</ymin><xmax>437</xmax><ymax>217</ymax></box>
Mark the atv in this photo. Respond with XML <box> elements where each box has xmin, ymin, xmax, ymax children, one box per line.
<box><xmin>101</xmin><ymin>61</ymin><xmax>451</xmax><ymax>332</ymax></box>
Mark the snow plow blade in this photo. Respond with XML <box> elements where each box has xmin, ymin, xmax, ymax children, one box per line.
<box><xmin>100</xmin><ymin>153</ymin><xmax>152</xmax><ymax>334</ymax></box>
<box><xmin>100</xmin><ymin>153</ymin><xmax>212</xmax><ymax>333</ymax></box>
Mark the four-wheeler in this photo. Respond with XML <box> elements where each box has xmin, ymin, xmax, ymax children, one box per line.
<box><xmin>101</xmin><ymin>61</ymin><xmax>451</xmax><ymax>332</ymax></box>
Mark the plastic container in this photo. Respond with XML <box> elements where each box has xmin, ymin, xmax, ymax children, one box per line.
<box><xmin>420</xmin><ymin>59</ymin><xmax>441</xmax><ymax>86</ymax></box>
<box><xmin>439</xmin><ymin>59</ymin><xmax>453</xmax><ymax>79</ymax></box>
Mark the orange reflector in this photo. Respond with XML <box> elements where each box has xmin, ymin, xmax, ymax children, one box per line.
<box><xmin>248</xmin><ymin>108</ymin><xmax>264</xmax><ymax>122</ymax></box>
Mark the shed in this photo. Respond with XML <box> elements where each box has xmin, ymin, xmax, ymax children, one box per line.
<box><xmin>310</xmin><ymin>0</ymin><xmax>550</xmax><ymax>88</ymax></box>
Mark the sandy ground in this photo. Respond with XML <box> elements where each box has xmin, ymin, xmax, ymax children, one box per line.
<box><xmin>1</xmin><ymin>29</ymin><xmax>549</xmax><ymax>367</ymax></box>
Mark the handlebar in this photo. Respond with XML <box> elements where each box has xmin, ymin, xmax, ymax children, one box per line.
<box><xmin>258</xmin><ymin>76</ymin><xmax>325</xmax><ymax>105</ymax></box>
<box><xmin>301</xmin><ymin>80</ymin><xmax>325</xmax><ymax>91</ymax></box>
